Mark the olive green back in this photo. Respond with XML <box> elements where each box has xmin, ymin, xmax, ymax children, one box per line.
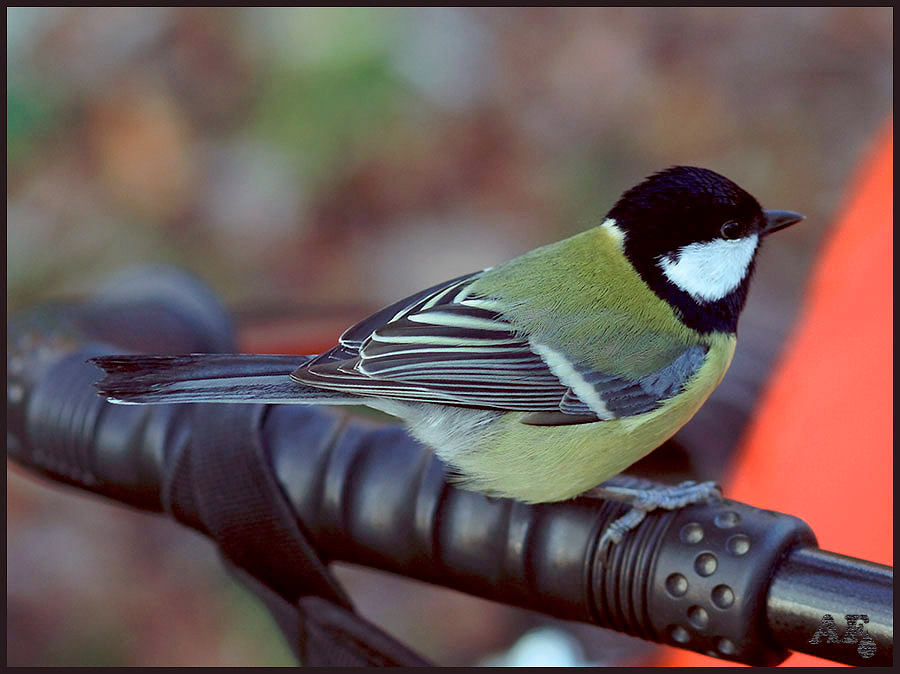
<box><xmin>471</xmin><ymin>224</ymin><xmax>713</xmax><ymax>378</ymax></box>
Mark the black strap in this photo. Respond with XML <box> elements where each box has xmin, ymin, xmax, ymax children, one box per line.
<box><xmin>160</xmin><ymin>403</ymin><xmax>431</xmax><ymax>666</ymax></box>
<box><xmin>170</xmin><ymin>403</ymin><xmax>349</xmax><ymax>605</ymax></box>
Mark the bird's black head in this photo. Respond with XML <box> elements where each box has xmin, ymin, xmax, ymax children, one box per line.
<box><xmin>605</xmin><ymin>166</ymin><xmax>803</xmax><ymax>334</ymax></box>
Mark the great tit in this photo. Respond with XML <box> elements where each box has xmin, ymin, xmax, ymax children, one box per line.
<box><xmin>92</xmin><ymin>166</ymin><xmax>804</xmax><ymax>510</ymax></box>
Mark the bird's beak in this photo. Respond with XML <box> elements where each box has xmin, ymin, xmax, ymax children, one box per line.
<box><xmin>761</xmin><ymin>210</ymin><xmax>805</xmax><ymax>236</ymax></box>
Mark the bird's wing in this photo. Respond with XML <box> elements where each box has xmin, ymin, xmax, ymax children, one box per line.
<box><xmin>292</xmin><ymin>272</ymin><xmax>708</xmax><ymax>424</ymax></box>
<box><xmin>336</xmin><ymin>272</ymin><xmax>480</xmax><ymax>348</ymax></box>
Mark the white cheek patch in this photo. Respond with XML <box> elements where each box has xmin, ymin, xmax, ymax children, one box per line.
<box><xmin>658</xmin><ymin>234</ymin><xmax>759</xmax><ymax>303</ymax></box>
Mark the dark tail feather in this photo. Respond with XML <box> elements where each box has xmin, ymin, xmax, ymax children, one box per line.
<box><xmin>89</xmin><ymin>354</ymin><xmax>360</xmax><ymax>405</ymax></box>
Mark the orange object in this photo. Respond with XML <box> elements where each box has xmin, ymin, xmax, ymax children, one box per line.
<box><xmin>663</xmin><ymin>119</ymin><xmax>893</xmax><ymax>667</ymax></box>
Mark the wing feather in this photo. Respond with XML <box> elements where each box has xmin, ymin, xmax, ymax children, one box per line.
<box><xmin>293</xmin><ymin>273</ymin><xmax>707</xmax><ymax>423</ymax></box>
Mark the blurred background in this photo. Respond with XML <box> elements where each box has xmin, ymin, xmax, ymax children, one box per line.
<box><xmin>7</xmin><ymin>7</ymin><xmax>892</xmax><ymax>666</ymax></box>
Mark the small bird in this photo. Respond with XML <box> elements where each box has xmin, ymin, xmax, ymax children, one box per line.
<box><xmin>92</xmin><ymin>166</ymin><xmax>803</xmax><ymax>538</ymax></box>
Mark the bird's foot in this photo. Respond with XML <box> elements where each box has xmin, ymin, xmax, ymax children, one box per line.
<box><xmin>584</xmin><ymin>478</ymin><xmax>722</xmax><ymax>559</ymax></box>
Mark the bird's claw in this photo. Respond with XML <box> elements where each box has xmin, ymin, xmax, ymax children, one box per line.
<box><xmin>589</xmin><ymin>479</ymin><xmax>722</xmax><ymax>561</ymax></box>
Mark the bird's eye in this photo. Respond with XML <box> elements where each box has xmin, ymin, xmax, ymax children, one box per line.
<box><xmin>720</xmin><ymin>221</ymin><xmax>742</xmax><ymax>240</ymax></box>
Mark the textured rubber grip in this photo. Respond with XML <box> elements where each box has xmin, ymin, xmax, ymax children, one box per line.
<box><xmin>643</xmin><ymin>501</ymin><xmax>814</xmax><ymax>665</ymax></box>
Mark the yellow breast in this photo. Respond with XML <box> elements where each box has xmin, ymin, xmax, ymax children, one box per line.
<box><xmin>449</xmin><ymin>333</ymin><xmax>737</xmax><ymax>503</ymax></box>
